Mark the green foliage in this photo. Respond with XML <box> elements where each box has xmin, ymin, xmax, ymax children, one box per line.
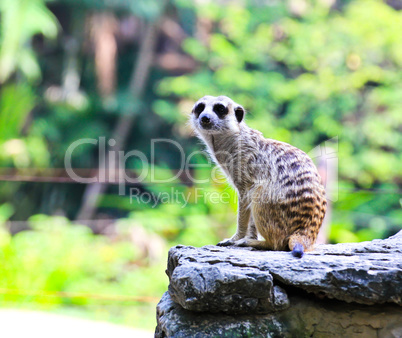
<box><xmin>0</xmin><ymin>0</ymin><xmax>58</xmax><ymax>83</ymax></box>
<box><xmin>0</xmin><ymin>85</ymin><xmax>35</xmax><ymax>140</ymax></box>
<box><xmin>0</xmin><ymin>214</ymin><xmax>166</xmax><ymax>329</ymax></box>
<box><xmin>0</xmin><ymin>84</ymin><xmax>50</xmax><ymax>168</ymax></box>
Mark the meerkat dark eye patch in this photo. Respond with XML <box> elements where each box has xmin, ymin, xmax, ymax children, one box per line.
<box><xmin>213</xmin><ymin>103</ymin><xmax>228</xmax><ymax>118</ymax></box>
<box><xmin>235</xmin><ymin>106</ymin><xmax>244</xmax><ymax>123</ymax></box>
<box><xmin>194</xmin><ymin>103</ymin><xmax>205</xmax><ymax>117</ymax></box>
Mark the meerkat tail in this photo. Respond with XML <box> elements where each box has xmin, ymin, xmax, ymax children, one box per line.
<box><xmin>291</xmin><ymin>243</ymin><xmax>304</xmax><ymax>258</ymax></box>
<box><xmin>289</xmin><ymin>233</ymin><xmax>309</xmax><ymax>258</ymax></box>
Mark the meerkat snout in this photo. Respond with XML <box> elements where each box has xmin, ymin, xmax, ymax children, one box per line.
<box><xmin>190</xmin><ymin>95</ymin><xmax>327</xmax><ymax>258</ymax></box>
<box><xmin>199</xmin><ymin>112</ymin><xmax>213</xmax><ymax>129</ymax></box>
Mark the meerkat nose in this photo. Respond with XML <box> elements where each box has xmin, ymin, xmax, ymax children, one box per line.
<box><xmin>200</xmin><ymin>113</ymin><xmax>212</xmax><ymax>127</ymax></box>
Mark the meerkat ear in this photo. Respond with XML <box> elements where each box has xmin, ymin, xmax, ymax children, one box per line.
<box><xmin>234</xmin><ymin>106</ymin><xmax>245</xmax><ymax>123</ymax></box>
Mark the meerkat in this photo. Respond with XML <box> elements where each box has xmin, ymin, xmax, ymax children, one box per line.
<box><xmin>190</xmin><ymin>95</ymin><xmax>327</xmax><ymax>258</ymax></box>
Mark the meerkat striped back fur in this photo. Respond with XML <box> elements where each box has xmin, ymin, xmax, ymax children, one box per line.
<box><xmin>190</xmin><ymin>95</ymin><xmax>327</xmax><ymax>258</ymax></box>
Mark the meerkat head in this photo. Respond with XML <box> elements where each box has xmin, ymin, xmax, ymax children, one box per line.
<box><xmin>191</xmin><ymin>95</ymin><xmax>245</xmax><ymax>135</ymax></box>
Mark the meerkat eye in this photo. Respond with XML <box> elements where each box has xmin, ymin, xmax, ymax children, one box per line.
<box><xmin>235</xmin><ymin>106</ymin><xmax>244</xmax><ymax>123</ymax></box>
<box><xmin>213</xmin><ymin>104</ymin><xmax>228</xmax><ymax>118</ymax></box>
<box><xmin>193</xmin><ymin>103</ymin><xmax>205</xmax><ymax>117</ymax></box>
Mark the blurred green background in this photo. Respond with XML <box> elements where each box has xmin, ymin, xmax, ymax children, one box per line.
<box><xmin>0</xmin><ymin>0</ymin><xmax>401</xmax><ymax>331</ymax></box>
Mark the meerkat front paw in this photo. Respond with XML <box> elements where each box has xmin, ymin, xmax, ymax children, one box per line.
<box><xmin>217</xmin><ymin>238</ymin><xmax>236</xmax><ymax>246</ymax></box>
<box><xmin>233</xmin><ymin>238</ymin><xmax>249</xmax><ymax>247</ymax></box>
<box><xmin>217</xmin><ymin>234</ymin><xmax>243</xmax><ymax>246</ymax></box>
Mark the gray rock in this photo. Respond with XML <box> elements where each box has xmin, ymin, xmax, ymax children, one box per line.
<box><xmin>155</xmin><ymin>292</ymin><xmax>402</xmax><ymax>338</ymax></box>
<box><xmin>155</xmin><ymin>292</ymin><xmax>286</xmax><ymax>338</ymax></box>
<box><xmin>167</xmin><ymin>259</ymin><xmax>289</xmax><ymax>314</ymax></box>
<box><xmin>166</xmin><ymin>231</ymin><xmax>402</xmax><ymax>314</ymax></box>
